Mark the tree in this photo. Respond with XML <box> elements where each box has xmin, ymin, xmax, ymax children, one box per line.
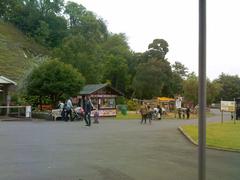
<box><xmin>144</xmin><ymin>39</ymin><xmax>169</xmax><ymax>60</ymax></box>
<box><xmin>53</xmin><ymin>33</ymin><xmax>104</xmax><ymax>83</ymax></box>
<box><xmin>207</xmin><ymin>80</ymin><xmax>221</xmax><ymax>105</ymax></box>
<box><xmin>182</xmin><ymin>73</ymin><xmax>198</xmax><ymax>105</ymax></box>
<box><xmin>102</xmin><ymin>33</ymin><xmax>131</xmax><ymax>92</ymax></box>
<box><xmin>172</xmin><ymin>61</ymin><xmax>189</xmax><ymax>79</ymax></box>
<box><xmin>132</xmin><ymin>59</ymin><xmax>173</xmax><ymax>99</ymax></box>
<box><xmin>37</xmin><ymin>0</ymin><xmax>64</xmax><ymax>16</ymax></box>
<box><xmin>214</xmin><ymin>73</ymin><xmax>240</xmax><ymax>101</ymax></box>
<box><xmin>25</xmin><ymin>59</ymin><xmax>85</xmax><ymax>105</ymax></box>
<box><xmin>64</xmin><ymin>2</ymin><xmax>108</xmax><ymax>42</ymax></box>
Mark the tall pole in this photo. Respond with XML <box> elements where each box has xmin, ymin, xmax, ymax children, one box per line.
<box><xmin>199</xmin><ymin>0</ymin><xmax>206</xmax><ymax>179</ymax></box>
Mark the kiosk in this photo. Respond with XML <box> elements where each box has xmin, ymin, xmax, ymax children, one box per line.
<box><xmin>75</xmin><ymin>84</ymin><xmax>123</xmax><ymax>117</ymax></box>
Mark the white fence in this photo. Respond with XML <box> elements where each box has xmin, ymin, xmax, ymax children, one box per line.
<box><xmin>0</xmin><ymin>106</ymin><xmax>31</xmax><ymax>118</ymax></box>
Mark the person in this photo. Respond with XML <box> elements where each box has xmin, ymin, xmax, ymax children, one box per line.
<box><xmin>84</xmin><ymin>96</ymin><xmax>93</xmax><ymax>126</ymax></box>
<box><xmin>140</xmin><ymin>102</ymin><xmax>148</xmax><ymax>124</ymax></box>
<box><xmin>57</xmin><ymin>100</ymin><xmax>65</xmax><ymax>121</ymax></box>
<box><xmin>186</xmin><ymin>106</ymin><xmax>190</xmax><ymax>119</ymax></box>
<box><xmin>57</xmin><ymin>100</ymin><xmax>64</xmax><ymax>109</ymax></box>
<box><xmin>65</xmin><ymin>97</ymin><xmax>73</xmax><ymax>121</ymax></box>
<box><xmin>182</xmin><ymin>108</ymin><xmax>186</xmax><ymax>119</ymax></box>
<box><xmin>157</xmin><ymin>105</ymin><xmax>162</xmax><ymax>120</ymax></box>
<box><xmin>177</xmin><ymin>108</ymin><xmax>182</xmax><ymax>119</ymax></box>
<box><xmin>93</xmin><ymin>110</ymin><xmax>99</xmax><ymax>124</ymax></box>
<box><xmin>147</xmin><ymin>104</ymin><xmax>152</xmax><ymax>124</ymax></box>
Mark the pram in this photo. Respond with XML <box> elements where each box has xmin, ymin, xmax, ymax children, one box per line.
<box><xmin>72</xmin><ymin>107</ymin><xmax>84</xmax><ymax>121</ymax></box>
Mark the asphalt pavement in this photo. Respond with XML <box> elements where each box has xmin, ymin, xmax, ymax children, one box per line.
<box><xmin>0</xmin><ymin>109</ymin><xmax>239</xmax><ymax>180</ymax></box>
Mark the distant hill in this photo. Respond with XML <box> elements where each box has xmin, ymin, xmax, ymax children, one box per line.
<box><xmin>0</xmin><ymin>21</ymin><xmax>48</xmax><ymax>82</ymax></box>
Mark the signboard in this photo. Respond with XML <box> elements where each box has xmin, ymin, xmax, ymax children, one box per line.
<box><xmin>91</xmin><ymin>109</ymin><xmax>117</xmax><ymax>117</ymax></box>
<box><xmin>25</xmin><ymin>106</ymin><xmax>32</xmax><ymax>118</ymax></box>
<box><xmin>220</xmin><ymin>101</ymin><xmax>235</xmax><ymax>112</ymax></box>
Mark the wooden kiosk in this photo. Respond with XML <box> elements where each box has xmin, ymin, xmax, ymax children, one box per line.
<box><xmin>76</xmin><ymin>84</ymin><xmax>123</xmax><ymax>117</ymax></box>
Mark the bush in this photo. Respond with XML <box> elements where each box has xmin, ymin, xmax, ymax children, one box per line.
<box><xmin>126</xmin><ymin>99</ymin><xmax>139</xmax><ymax>111</ymax></box>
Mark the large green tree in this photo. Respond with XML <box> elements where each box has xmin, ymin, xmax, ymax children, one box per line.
<box><xmin>25</xmin><ymin>59</ymin><xmax>85</xmax><ymax>105</ymax></box>
<box><xmin>53</xmin><ymin>33</ymin><xmax>104</xmax><ymax>83</ymax></box>
<box><xmin>182</xmin><ymin>73</ymin><xmax>198</xmax><ymax>105</ymax></box>
<box><xmin>132</xmin><ymin>59</ymin><xmax>173</xmax><ymax>99</ymax></box>
<box><xmin>214</xmin><ymin>73</ymin><xmax>240</xmax><ymax>101</ymax></box>
<box><xmin>102</xmin><ymin>33</ymin><xmax>131</xmax><ymax>92</ymax></box>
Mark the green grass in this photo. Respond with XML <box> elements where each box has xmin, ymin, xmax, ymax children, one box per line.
<box><xmin>0</xmin><ymin>21</ymin><xmax>47</xmax><ymax>81</ymax></box>
<box><xmin>116</xmin><ymin>111</ymin><xmax>141</xmax><ymax>120</ymax></box>
<box><xmin>115</xmin><ymin>111</ymin><xmax>215</xmax><ymax>120</ymax></box>
<box><xmin>182</xmin><ymin>121</ymin><xmax>240</xmax><ymax>151</ymax></box>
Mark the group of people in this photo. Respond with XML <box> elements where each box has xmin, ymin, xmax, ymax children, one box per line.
<box><xmin>140</xmin><ymin>102</ymin><xmax>163</xmax><ymax>124</ymax></box>
<box><xmin>57</xmin><ymin>96</ymin><xmax>99</xmax><ymax>126</ymax></box>
<box><xmin>177</xmin><ymin>106</ymin><xmax>190</xmax><ymax>119</ymax></box>
<box><xmin>140</xmin><ymin>102</ymin><xmax>191</xmax><ymax>123</ymax></box>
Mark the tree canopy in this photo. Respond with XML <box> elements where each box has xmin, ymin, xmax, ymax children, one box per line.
<box><xmin>25</xmin><ymin>59</ymin><xmax>85</xmax><ymax>105</ymax></box>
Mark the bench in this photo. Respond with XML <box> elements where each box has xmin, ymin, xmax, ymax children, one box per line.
<box><xmin>51</xmin><ymin>109</ymin><xmax>62</xmax><ymax>121</ymax></box>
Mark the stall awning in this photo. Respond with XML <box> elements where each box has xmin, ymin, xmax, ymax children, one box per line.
<box><xmin>157</xmin><ymin>97</ymin><xmax>175</xmax><ymax>102</ymax></box>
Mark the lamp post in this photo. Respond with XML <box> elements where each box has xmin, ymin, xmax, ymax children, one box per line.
<box><xmin>199</xmin><ymin>0</ymin><xmax>206</xmax><ymax>179</ymax></box>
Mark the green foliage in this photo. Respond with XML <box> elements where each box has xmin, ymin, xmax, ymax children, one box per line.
<box><xmin>133</xmin><ymin>59</ymin><xmax>173</xmax><ymax>99</ymax></box>
<box><xmin>215</xmin><ymin>73</ymin><xmax>240</xmax><ymax>101</ymax></box>
<box><xmin>25</xmin><ymin>59</ymin><xmax>85</xmax><ymax>105</ymax></box>
<box><xmin>172</xmin><ymin>61</ymin><xmax>189</xmax><ymax>79</ymax></box>
<box><xmin>0</xmin><ymin>0</ymin><xmax>67</xmax><ymax>47</ymax></box>
<box><xmin>126</xmin><ymin>99</ymin><xmax>139</xmax><ymax>111</ymax></box>
<box><xmin>207</xmin><ymin>79</ymin><xmax>221</xmax><ymax>105</ymax></box>
<box><xmin>53</xmin><ymin>33</ymin><xmax>104</xmax><ymax>83</ymax></box>
<box><xmin>116</xmin><ymin>96</ymin><xmax>126</xmax><ymax>104</ymax></box>
<box><xmin>182</xmin><ymin>73</ymin><xmax>198</xmax><ymax>105</ymax></box>
<box><xmin>101</xmin><ymin>33</ymin><xmax>131</xmax><ymax>92</ymax></box>
<box><xmin>183</xmin><ymin>73</ymin><xmax>222</xmax><ymax>106</ymax></box>
<box><xmin>145</xmin><ymin>39</ymin><xmax>169</xmax><ymax>60</ymax></box>
<box><xmin>0</xmin><ymin>21</ymin><xmax>47</xmax><ymax>81</ymax></box>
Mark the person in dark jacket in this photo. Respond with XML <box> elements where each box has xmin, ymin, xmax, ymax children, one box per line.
<box><xmin>186</xmin><ymin>106</ymin><xmax>190</xmax><ymax>119</ymax></box>
<box><xmin>84</xmin><ymin>96</ymin><xmax>93</xmax><ymax>126</ymax></box>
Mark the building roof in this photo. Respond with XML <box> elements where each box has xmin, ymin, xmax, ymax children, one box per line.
<box><xmin>80</xmin><ymin>84</ymin><xmax>107</xmax><ymax>95</ymax></box>
<box><xmin>80</xmin><ymin>83</ymin><xmax>123</xmax><ymax>96</ymax></box>
<box><xmin>0</xmin><ymin>76</ymin><xmax>17</xmax><ymax>85</ymax></box>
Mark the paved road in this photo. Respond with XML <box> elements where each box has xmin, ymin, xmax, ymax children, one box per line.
<box><xmin>0</xmin><ymin>110</ymin><xmax>239</xmax><ymax>180</ymax></box>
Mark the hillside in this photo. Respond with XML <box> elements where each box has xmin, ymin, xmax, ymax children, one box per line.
<box><xmin>0</xmin><ymin>21</ymin><xmax>48</xmax><ymax>82</ymax></box>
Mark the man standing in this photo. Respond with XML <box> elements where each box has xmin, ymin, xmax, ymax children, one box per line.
<box><xmin>84</xmin><ymin>96</ymin><xmax>93</xmax><ymax>126</ymax></box>
<box><xmin>66</xmin><ymin>97</ymin><xmax>73</xmax><ymax>121</ymax></box>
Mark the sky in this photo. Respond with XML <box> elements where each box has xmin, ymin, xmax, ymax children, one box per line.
<box><xmin>71</xmin><ymin>0</ymin><xmax>240</xmax><ymax>80</ymax></box>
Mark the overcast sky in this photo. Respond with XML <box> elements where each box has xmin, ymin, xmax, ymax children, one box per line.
<box><xmin>71</xmin><ymin>0</ymin><xmax>240</xmax><ymax>80</ymax></box>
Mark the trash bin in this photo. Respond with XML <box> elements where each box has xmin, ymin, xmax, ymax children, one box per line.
<box><xmin>121</xmin><ymin>106</ymin><xmax>127</xmax><ymax>115</ymax></box>
<box><xmin>117</xmin><ymin>105</ymin><xmax>127</xmax><ymax>115</ymax></box>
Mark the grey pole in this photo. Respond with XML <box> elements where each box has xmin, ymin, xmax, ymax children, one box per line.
<box><xmin>199</xmin><ymin>0</ymin><xmax>206</xmax><ymax>180</ymax></box>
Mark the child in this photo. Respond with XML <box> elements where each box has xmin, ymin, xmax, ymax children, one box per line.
<box><xmin>93</xmin><ymin>110</ymin><xmax>99</xmax><ymax>124</ymax></box>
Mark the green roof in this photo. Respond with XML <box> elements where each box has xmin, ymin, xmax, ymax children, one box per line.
<box><xmin>80</xmin><ymin>83</ymin><xmax>124</xmax><ymax>96</ymax></box>
<box><xmin>80</xmin><ymin>84</ymin><xmax>108</xmax><ymax>95</ymax></box>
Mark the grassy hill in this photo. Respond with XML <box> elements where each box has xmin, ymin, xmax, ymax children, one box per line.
<box><xmin>0</xmin><ymin>21</ymin><xmax>48</xmax><ymax>82</ymax></box>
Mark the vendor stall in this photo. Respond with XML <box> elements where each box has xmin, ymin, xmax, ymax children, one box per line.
<box><xmin>0</xmin><ymin>76</ymin><xmax>17</xmax><ymax>115</ymax></box>
<box><xmin>76</xmin><ymin>84</ymin><xmax>123</xmax><ymax>117</ymax></box>
<box><xmin>157</xmin><ymin>97</ymin><xmax>175</xmax><ymax>112</ymax></box>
